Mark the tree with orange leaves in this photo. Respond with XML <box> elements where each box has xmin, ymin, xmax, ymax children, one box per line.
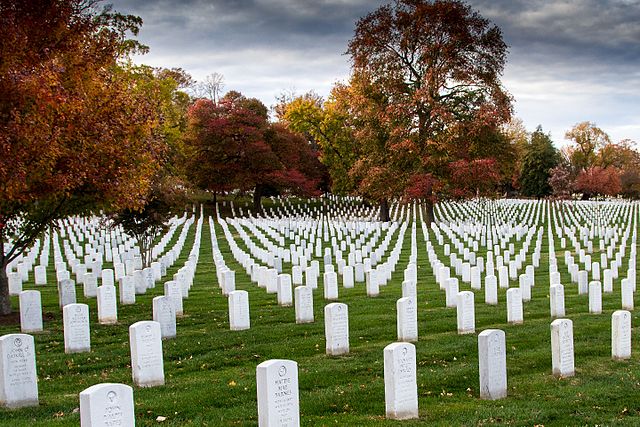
<box><xmin>0</xmin><ymin>0</ymin><xmax>166</xmax><ymax>314</ymax></box>
<box><xmin>345</xmin><ymin>0</ymin><xmax>512</xmax><ymax>220</ymax></box>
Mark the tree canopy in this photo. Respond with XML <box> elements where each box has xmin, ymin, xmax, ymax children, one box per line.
<box><xmin>0</xmin><ymin>0</ymin><xmax>168</xmax><ymax>314</ymax></box>
<box><xmin>184</xmin><ymin>93</ymin><xmax>325</xmax><ymax>211</ymax></box>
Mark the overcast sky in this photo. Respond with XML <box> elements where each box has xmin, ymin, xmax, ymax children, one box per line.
<box><xmin>109</xmin><ymin>0</ymin><xmax>640</xmax><ymax>146</ymax></box>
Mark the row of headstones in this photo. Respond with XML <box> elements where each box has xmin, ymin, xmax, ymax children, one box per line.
<box><xmin>233</xmin><ymin>310</ymin><xmax>636</xmax><ymax>426</ymax></box>
<box><xmin>0</xmin><ymin>319</ymin><xmax>166</xmax><ymax>410</ymax></box>
<box><xmin>228</xmin><ymin>215</ymin><xmax>391</xmax><ymax>272</ymax></box>
<box><xmin>3</xmin><ymin>308</ymin><xmax>632</xmax><ymax>423</ymax></box>
<box><xmin>16</xmin><ymin>215</ymin><xmax>202</xmax><ymax>345</ymax></box>
<box><xmin>217</xmin><ymin>216</ymin><xmax>407</xmax><ymax>295</ymax></box>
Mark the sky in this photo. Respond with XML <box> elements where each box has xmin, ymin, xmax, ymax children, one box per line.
<box><xmin>108</xmin><ymin>0</ymin><xmax>640</xmax><ymax>147</ymax></box>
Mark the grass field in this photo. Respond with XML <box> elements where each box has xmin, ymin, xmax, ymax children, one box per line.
<box><xmin>1</xmin><ymin>201</ymin><xmax>640</xmax><ymax>426</ymax></box>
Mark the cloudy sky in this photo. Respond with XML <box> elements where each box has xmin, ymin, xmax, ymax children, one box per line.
<box><xmin>109</xmin><ymin>0</ymin><xmax>640</xmax><ymax>146</ymax></box>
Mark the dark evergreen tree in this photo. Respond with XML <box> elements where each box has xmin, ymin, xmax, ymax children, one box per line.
<box><xmin>520</xmin><ymin>126</ymin><xmax>559</xmax><ymax>197</ymax></box>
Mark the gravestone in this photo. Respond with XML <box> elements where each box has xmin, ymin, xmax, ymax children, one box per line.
<box><xmin>133</xmin><ymin>270</ymin><xmax>146</xmax><ymax>295</ymax></box>
<box><xmin>119</xmin><ymin>276</ymin><xmax>136</xmax><ymax>305</ymax></box>
<box><xmin>292</xmin><ymin>266</ymin><xmax>303</xmax><ymax>286</ymax></box>
<box><xmin>305</xmin><ymin>266</ymin><xmax>318</xmax><ymax>289</ymax></box>
<box><xmin>153</xmin><ymin>296</ymin><xmax>177</xmax><ymax>339</ymax></box>
<box><xmin>323</xmin><ymin>272</ymin><xmax>338</xmax><ymax>301</ymax></box>
<box><xmin>222</xmin><ymin>270</ymin><xmax>236</xmax><ymax>296</ymax></box>
<box><xmin>402</xmin><ymin>280</ymin><xmax>417</xmax><ymax>301</ymax></box>
<box><xmin>354</xmin><ymin>263</ymin><xmax>365</xmax><ymax>282</ymax></box>
<box><xmin>164</xmin><ymin>281</ymin><xmax>183</xmax><ymax>316</ymax></box>
<box><xmin>229</xmin><ymin>290</ymin><xmax>250</xmax><ymax>331</ymax></box>
<box><xmin>498</xmin><ymin>266</ymin><xmax>509</xmax><ymax>289</ymax></box>
<box><xmin>366</xmin><ymin>270</ymin><xmax>379</xmax><ymax>297</ymax></box>
<box><xmin>277</xmin><ymin>274</ymin><xmax>293</xmax><ymax>307</ymax></box>
<box><xmin>519</xmin><ymin>274</ymin><xmax>531</xmax><ymax>302</ymax></box>
<box><xmin>294</xmin><ymin>286</ymin><xmax>314</xmax><ymax>324</ymax></box>
<box><xmin>485</xmin><ymin>275</ymin><xmax>498</xmax><ymax>305</ymax></box>
<box><xmin>550</xmin><ymin>284</ymin><xmax>565</xmax><ymax>318</ymax></box>
<box><xmin>7</xmin><ymin>273</ymin><xmax>22</xmax><ymax>296</ymax></box>
<box><xmin>612</xmin><ymin>310</ymin><xmax>631</xmax><ymax>360</ymax></box>
<box><xmin>506</xmin><ymin>288</ymin><xmax>523</xmax><ymax>324</ymax></box>
<box><xmin>325</xmin><ymin>303</ymin><xmax>349</xmax><ymax>356</ymax></box>
<box><xmin>588</xmin><ymin>281</ymin><xmax>602</xmax><ymax>314</ymax></box>
<box><xmin>478</xmin><ymin>329</ymin><xmax>507</xmax><ymax>400</ymax></box>
<box><xmin>101</xmin><ymin>269</ymin><xmax>115</xmax><ymax>287</ymax></box>
<box><xmin>83</xmin><ymin>273</ymin><xmax>98</xmax><ymax>298</ymax></box>
<box><xmin>603</xmin><ymin>269</ymin><xmax>613</xmax><ymax>293</ymax></box>
<box><xmin>384</xmin><ymin>342</ymin><xmax>418</xmax><ymax>420</ymax></box>
<box><xmin>342</xmin><ymin>265</ymin><xmax>354</xmax><ymax>289</ymax></box>
<box><xmin>266</xmin><ymin>268</ymin><xmax>278</xmax><ymax>294</ymax></box>
<box><xmin>456</xmin><ymin>291</ymin><xmax>475</xmax><ymax>334</ymax></box>
<box><xmin>397</xmin><ymin>297</ymin><xmax>418</xmax><ymax>342</ymax></box>
<box><xmin>0</xmin><ymin>333</ymin><xmax>38</xmax><ymax>408</ymax></box>
<box><xmin>34</xmin><ymin>266</ymin><xmax>47</xmax><ymax>285</ymax></box>
<box><xmin>59</xmin><ymin>279</ymin><xmax>77</xmax><ymax>308</ymax></box>
<box><xmin>79</xmin><ymin>383</ymin><xmax>135</xmax><ymax>427</ymax></box>
<box><xmin>470</xmin><ymin>266</ymin><xmax>481</xmax><ymax>290</ymax></box>
<box><xmin>129</xmin><ymin>321</ymin><xmax>164</xmax><ymax>387</ymax></box>
<box><xmin>577</xmin><ymin>271</ymin><xmax>588</xmax><ymax>295</ymax></box>
<box><xmin>621</xmin><ymin>278</ymin><xmax>634</xmax><ymax>310</ymax></box>
<box><xmin>97</xmin><ymin>285</ymin><xmax>117</xmax><ymax>325</ymax></box>
<box><xmin>445</xmin><ymin>278</ymin><xmax>459</xmax><ymax>308</ymax></box>
<box><xmin>256</xmin><ymin>359</ymin><xmax>300</xmax><ymax>427</ymax></box>
<box><xmin>19</xmin><ymin>290</ymin><xmax>43</xmax><ymax>333</ymax></box>
<box><xmin>61</xmin><ymin>303</ymin><xmax>91</xmax><ymax>353</ymax></box>
<box><xmin>551</xmin><ymin>318</ymin><xmax>574</xmax><ymax>378</ymax></box>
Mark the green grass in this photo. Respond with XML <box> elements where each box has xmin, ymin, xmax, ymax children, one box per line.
<box><xmin>1</xmin><ymin>201</ymin><xmax>640</xmax><ymax>426</ymax></box>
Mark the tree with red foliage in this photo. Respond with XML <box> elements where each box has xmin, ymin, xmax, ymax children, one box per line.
<box><xmin>0</xmin><ymin>0</ymin><xmax>165</xmax><ymax>315</ymax></box>
<box><xmin>574</xmin><ymin>167</ymin><xmax>622</xmax><ymax>198</ymax></box>
<box><xmin>449</xmin><ymin>159</ymin><xmax>502</xmax><ymax>199</ymax></box>
<box><xmin>184</xmin><ymin>93</ymin><xmax>324</xmax><ymax>211</ymax></box>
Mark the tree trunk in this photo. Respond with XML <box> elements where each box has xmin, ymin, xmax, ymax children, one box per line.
<box><xmin>0</xmin><ymin>228</ymin><xmax>10</xmax><ymax>315</ymax></box>
<box><xmin>424</xmin><ymin>199</ymin><xmax>435</xmax><ymax>224</ymax></box>
<box><xmin>378</xmin><ymin>199</ymin><xmax>390</xmax><ymax>222</ymax></box>
<box><xmin>0</xmin><ymin>263</ymin><xmax>10</xmax><ymax>316</ymax></box>
<box><xmin>213</xmin><ymin>191</ymin><xmax>218</xmax><ymax>215</ymax></box>
<box><xmin>253</xmin><ymin>186</ymin><xmax>264</xmax><ymax>213</ymax></box>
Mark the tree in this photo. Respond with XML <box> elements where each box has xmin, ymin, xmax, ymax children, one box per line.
<box><xmin>574</xmin><ymin>167</ymin><xmax>621</xmax><ymax>198</ymax></box>
<box><xmin>519</xmin><ymin>126</ymin><xmax>559</xmax><ymax>197</ymax></box>
<box><xmin>448</xmin><ymin>158</ymin><xmax>501</xmax><ymax>199</ymax></box>
<box><xmin>109</xmin><ymin>175</ymin><xmax>190</xmax><ymax>268</ymax></box>
<box><xmin>109</xmin><ymin>66</ymin><xmax>194</xmax><ymax>268</ymax></box>
<box><xmin>0</xmin><ymin>0</ymin><xmax>165</xmax><ymax>315</ymax></box>
<box><xmin>548</xmin><ymin>165</ymin><xmax>573</xmax><ymax>199</ymax></box>
<box><xmin>193</xmin><ymin>72</ymin><xmax>225</xmax><ymax>103</ymax></box>
<box><xmin>283</xmin><ymin>87</ymin><xmax>360</xmax><ymax>195</ymax></box>
<box><xmin>565</xmin><ymin>121</ymin><xmax>611</xmax><ymax>171</ymax></box>
<box><xmin>346</xmin><ymin>0</ymin><xmax>512</xmax><ymax>221</ymax></box>
<box><xmin>184</xmin><ymin>92</ymin><xmax>324</xmax><ymax>211</ymax></box>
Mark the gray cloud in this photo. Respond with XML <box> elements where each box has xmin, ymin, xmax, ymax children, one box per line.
<box><xmin>109</xmin><ymin>0</ymin><xmax>640</xmax><ymax>144</ymax></box>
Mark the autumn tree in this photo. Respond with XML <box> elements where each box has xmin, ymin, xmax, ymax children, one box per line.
<box><xmin>109</xmin><ymin>66</ymin><xmax>193</xmax><ymax>268</ymax></box>
<box><xmin>574</xmin><ymin>167</ymin><xmax>622</xmax><ymax>198</ymax></box>
<box><xmin>448</xmin><ymin>158</ymin><xmax>501</xmax><ymax>199</ymax></box>
<box><xmin>519</xmin><ymin>126</ymin><xmax>559</xmax><ymax>198</ymax></box>
<box><xmin>565</xmin><ymin>121</ymin><xmax>611</xmax><ymax>171</ymax></box>
<box><xmin>184</xmin><ymin>92</ymin><xmax>324</xmax><ymax>211</ymax></box>
<box><xmin>282</xmin><ymin>87</ymin><xmax>360</xmax><ymax>195</ymax></box>
<box><xmin>0</xmin><ymin>0</ymin><xmax>166</xmax><ymax>315</ymax></box>
<box><xmin>548</xmin><ymin>165</ymin><xmax>573</xmax><ymax>199</ymax></box>
<box><xmin>346</xmin><ymin>0</ymin><xmax>512</xmax><ymax>221</ymax></box>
